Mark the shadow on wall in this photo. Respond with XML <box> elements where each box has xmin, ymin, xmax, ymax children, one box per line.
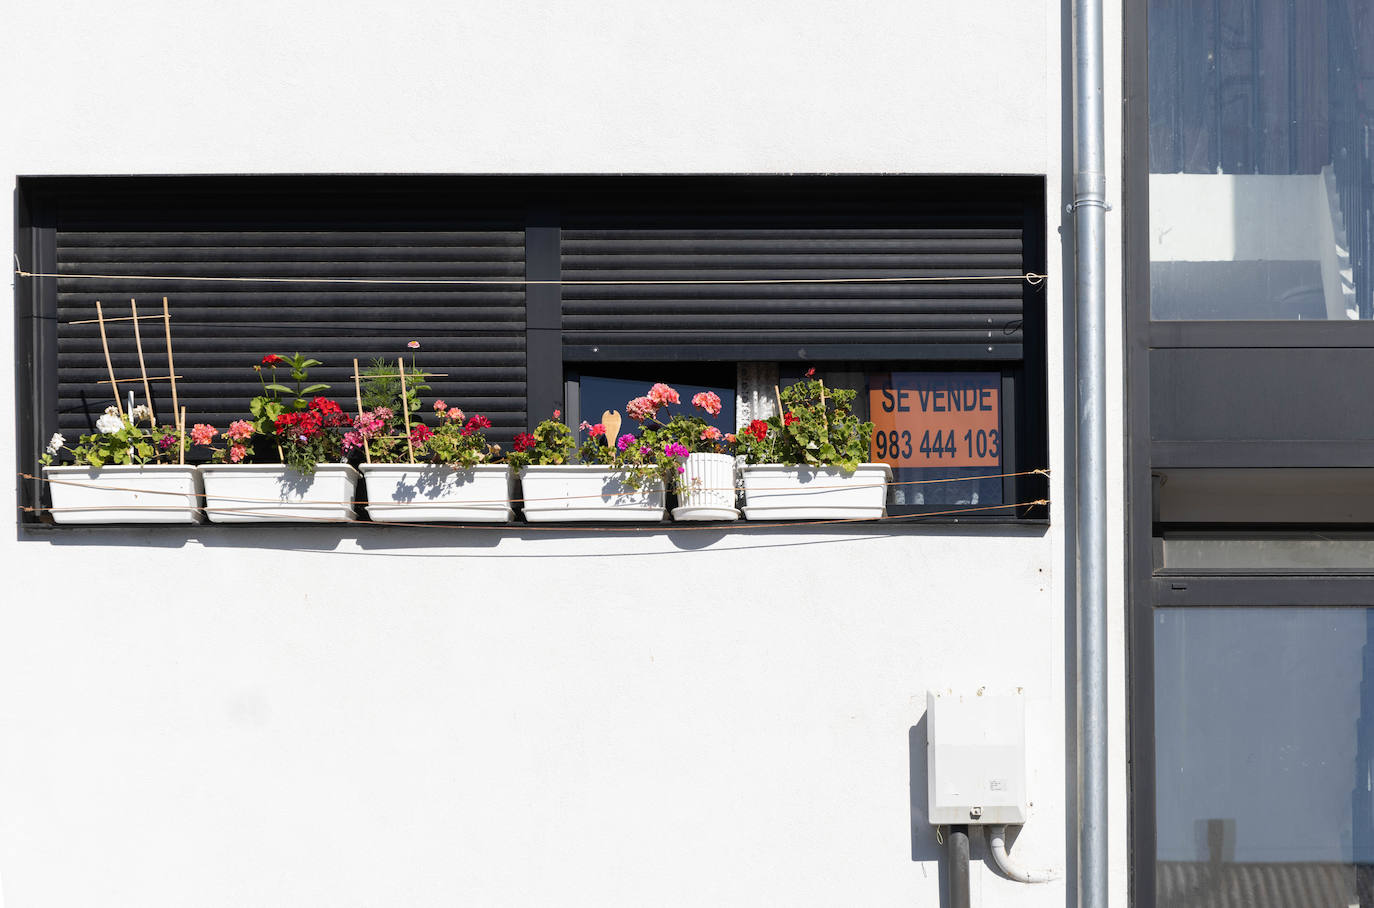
<box><xmin>18</xmin><ymin>522</ymin><xmax>1049</xmax><ymax>558</ymax></box>
<box><xmin>909</xmin><ymin>715</ymin><xmax>956</xmax><ymax>908</ymax></box>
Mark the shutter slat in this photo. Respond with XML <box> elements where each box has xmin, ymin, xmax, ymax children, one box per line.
<box><xmin>55</xmin><ymin>205</ymin><xmax>528</xmax><ymax>443</ymax></box>
<box><xmin>562</xmin><ymin>212</ymin><xmax>1026</xmax><ymax>360</ymax></box>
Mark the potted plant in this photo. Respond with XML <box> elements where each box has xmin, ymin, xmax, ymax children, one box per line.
<box><xmin>510</xmin><ymin>410</ymin><xmax>667</xmax><ymax>522</ymax></box>
<box><xmin>353</xmin><ymin>357</ymin><xmax>515</xmax><ymax>523</ymax></box>
<box><xmin>732</xmin><ymin>371</ymin><xmax>890</xmax><ymax>520</ymax></box>
<box><xmin>621</xmin><ymin>385</ymin><xmax>738</xmax><ymax>521</ymax></box>
<box><xmin>40</xmin><ymin>403</ymin><xmax>203</xmax><ymax>524</ymax></box>
<box><xmin>197</xmin><ymin>354</ymin><xmax>360</xmax><ymax>523</ymax></box>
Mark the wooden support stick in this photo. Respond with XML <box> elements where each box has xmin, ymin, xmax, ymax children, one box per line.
<box><xmin>353</xmin><ymin>358</ymin><xmax>371</xmax><ymax>464</ymax></box>
<box><xmin>179</xmin><ymin>407</ymin><xmax>187</xmax><ymax>466</ymax></box>
<box><xmin>95</xmin><ymin>301</ymin><xmax>123</xmax><ymax>416</ymax></box>
<box><xmin>818</xmin><ymin>379</ymin><xmax>828</xmax><ymax>431</ymax></box>
<box><xmin>130</xmin><ymin>299</ymin><xmax>155</xmax><ymax>423</ymax></box>
<box><xmin>163</xmin><ymin>299</ymin><xmax>180</xmax><ymax>431</ymax></box>
<box><xmin>67</xmin><ymin>314</ymin><xmax>166</xmax><ymax>325</ymax></box>
<box><xmin>96</xmin><ymin>374</ymin><xmax>184</xmax><ymax>385</ymax></box>
<box><xmin>398</xmin><ymin>360</ymin><xmax>415</xmax><ymax>462</ymax></box>
<box><xmin>774</xmin><ymin>384</ymin><xmax>784</xmax><ymax>421</ymax></box>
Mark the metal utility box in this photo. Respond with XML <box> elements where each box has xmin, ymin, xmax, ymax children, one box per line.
<box><xmin>926</xmin><ymin>690</ymin><xmax>1028</xmax><ymax>825</ymax></box>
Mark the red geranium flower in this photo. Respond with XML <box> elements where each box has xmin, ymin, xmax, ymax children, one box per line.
<box><xmin>783</xmin><ymin>411</ymin><xmax>799</xmax><ymax>426</ymax></box>
<box><xmin>513</xmin><ymin>432</ymin><xmax>537</xmax><ymax>452</ymax></box>
<box><xmin>461</xmin><ymin>414</ymin><xmax>492</xmax><ymax>437</ymax></box>
<box><xmin>261</xmin><ymin>354</ymin><xmax>284</xmax><ymax>366</ymax></box>
<box><xmin>746</xmin><ymin>419</ymin><xmax>769</xmax><ymax>441</ymax></box>
<box><xmin>806</xmin><ymin>367</ymin><xmax>816</xmax><ymax>377</ymax></box>
<box><xmin>409</xmin><ymin>424</ymin><xmax>434</xmax><ymax>444</ymax></box>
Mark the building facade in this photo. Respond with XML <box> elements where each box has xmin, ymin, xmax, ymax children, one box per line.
<box><xmin>30</xmin><ymin>0</ymin><xmax>1359</xmax><ymax>905</ymax></box>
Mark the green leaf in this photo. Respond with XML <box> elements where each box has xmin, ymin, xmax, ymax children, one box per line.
<box><xmin>262</xmin><ymin>383</ymin><xmax>293</xmax><ymax>394</ymax></box>
<box><xmin>300</xmin><ymin>383</ymin><xmax>330</xmax><ymax>395</ymax></box>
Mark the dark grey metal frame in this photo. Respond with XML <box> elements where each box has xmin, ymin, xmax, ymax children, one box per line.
<box><xmin>1124</xmin><ymin>0</ymin><xmax>1374</xmax><ymax>903</ymax></box>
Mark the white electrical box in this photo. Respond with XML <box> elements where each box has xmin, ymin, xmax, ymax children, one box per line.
<box><xmin>926</xmin><ymin>690</ymin><xmax>1028</xmax><ymax>825</ymax></box>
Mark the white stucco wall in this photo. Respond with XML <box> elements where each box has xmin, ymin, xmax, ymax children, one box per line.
<box><xmin>0</xmin><ymin>1</ymin><xmax>1129</xmax><ymax>906</ymax></box>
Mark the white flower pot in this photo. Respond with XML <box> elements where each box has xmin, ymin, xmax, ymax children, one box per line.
<box><xmin>740</xmin><ymin>463</ymin><xmax>893</xmax><ymax>520</ymax></box>
<box><xmin>199</xmin><ymin>463</ymin><xmax>358</xmax><ymax>523</ymax></box>
<box><xmin>672</xmin><ymin>452</ymin><xmax>739</xmax><ymax>521</ymax></box>
<box><xmin>362</xmin><ymin>463</ymin><xmax>514</xmax><ymax>523</ymax></box>
<box><xmin>520</xmin><ymin>465</ymin><xmax>666</xmax><ymax>522</ymax></box>
<box><xmin>42</xmin><ymin>464</ymin><xmax>203</xmax><ymax>524</ymax></box>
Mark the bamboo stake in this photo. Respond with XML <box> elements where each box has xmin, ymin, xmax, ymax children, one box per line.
<box><xmin>96</xmin><ymin>374</ymin><xmax>183</xmax><ymax>385</ymax></box>
<box><xmin>163</xmin><ymin>299</ymin><xmax>180</xmax><ymax>432</ymax></box>
<box><xmin>95</xmin><ymin>301</ymin><xmax>123</xmax><ymax>416</ymax></box>
<box><xmin>818</xmin><ymin>379</ymin><xmax>828</xmax><ymax>431</ymax></box>
<box><xmin>130</xmin><ymin>299</ymin><xmax>156</xmax><ymax>423</ymax></box>
<box><xmin>399</xmin><ymin>360</ymin><xmax>415</xmax><ymax>462</ymax></box>
<box><xmin>774</xmin><ymin>384</ymin><xmax>784</xmax><ymax>421</ymax></box>
<box><xmin>179</xmin><ymin>407</ymin><xmax>187</xmax><ymax>465</ymax></box>
<box><xmin>353</xmin><ymin>358</ymin><xmax>371</xmax><ymax>464</ymax></box>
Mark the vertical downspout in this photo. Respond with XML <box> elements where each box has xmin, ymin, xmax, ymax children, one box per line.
<box><xmin>1072</xmin><ymin>0</ymin><xmax>1109</xmax><ymax>901</ymax></box>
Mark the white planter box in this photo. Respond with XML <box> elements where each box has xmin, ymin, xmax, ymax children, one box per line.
<box><xmin>199</xmin><ymin>463</ymin><xmax>358</xmax><ymax>523</ymax></box>
<box><xmin>362</xmin><ymin>463</ymin><xmax>514</xmax><ymax>523</ymax></box>
<box><xmin>520</xmin><ymin>465</ymin><xmax>666</xmax><ymax>522</ymax></box>
<box><xmin>740</xmin><ymin>463</ymin><xmax>893</xmax><ymax>520</ymax></box>
<box><xmin>672</xmin><ymin>452</ymin><xmax>739</xmax><ymax>521</ymax></box>
<box><xmin>42</xmin><ymin>464</ymin><xmax>203</xmax><ymax>524</ymax></box>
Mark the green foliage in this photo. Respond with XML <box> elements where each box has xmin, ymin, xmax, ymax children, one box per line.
<box><xmin>360</xmin><ymin>357</ymin><xmax>430</xmax><ymax>427</ymax></box>
<box><xmin>41</xmin><ymin>406</ymin><xmax>183</xmax><ymax>467</ymax></box>
<box><xmin>733</xmin><ymin>376</ymin><xmax>874</xmax><ymax>473</ymax></box>
<box><xmin>505</xmin><ymin>417</ymin><xmax>575</xmax><ymax>470</ymax></box>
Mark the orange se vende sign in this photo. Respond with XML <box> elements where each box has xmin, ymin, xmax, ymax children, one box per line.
<box><xmin>868</xmin><ymin>372</ymin><xmax>1001</xmax><ymax>468</ymax></box>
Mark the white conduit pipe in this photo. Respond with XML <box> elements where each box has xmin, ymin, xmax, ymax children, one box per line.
<box><xmin>986</xmin><ymin>825</ymin><xmax>1058</xmax><ymax>884</ymax></box>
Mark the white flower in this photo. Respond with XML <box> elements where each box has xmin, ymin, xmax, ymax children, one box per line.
<box><xmin>95</xmin><ymin>413</ymin><xmax>124</xmax><ymax>434</ymax></box>
<box><xmin>103</xmin><ymin>405</ymin><xmax>120</xmax><ymax>418</ymax></box>
<box><xmin>130</xmin><ymin>404</ymin><xmax>152</xmax><ymax>423</ymax></box>
<box><xmin>45</xmin><ymin>432</ymin><xmax>65</xmax><ymax>455</ymax></box>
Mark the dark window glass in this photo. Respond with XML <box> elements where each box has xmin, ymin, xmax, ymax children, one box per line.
<box><xmin>1155</xmin><ymin>607</ymin><xmax>1374</xmax><ymax>906</ymax></box>
<box><xmin>1149</xmin><ymin>0</ymin><xmax>1374</xmax><ymax>320</ymax></box>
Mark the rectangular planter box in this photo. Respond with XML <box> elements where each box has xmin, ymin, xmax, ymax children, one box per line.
<box><xmin>740</xmin><ymin>463</ymin><xmax>893</xmax><ymax>520</ymax></box>
<box><xmin>520</xmin><ymin>464</ymin><xmax>666</xmax><ymax>522</ymax></box>
<box><xmin>362</xmin><ymin>463</ymin><xmax>514</xmax><ymax>523</ymax></box>
<box><xmin>42</xmin><ymin>464</ymin><xmax>204</xmax><ymax>524</ymax></box>
<box><xmin>199</xmin><ymin>463</ymin><xmax>358</xmax><ymax>523</ymax></box>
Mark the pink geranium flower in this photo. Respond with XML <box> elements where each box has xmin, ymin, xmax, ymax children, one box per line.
<box><xmin>626</xmin><ymin>396</ymin><xmax>657</xmax><ymax>421</ymax></box>
<box><xmin>700</xmin><ymin>425</ymin><xmax>723</xmax><ymax>441</ymax></box>
<box><xmin>229</xmin><ymin>444</ymin><xmax>247</xmax><ymax>463</ymax></box>
<box><xmin>648</xmin><ymin>383</ymin><xmax>680</xmax><ymax>407</ymax></box>
<box><xmin>226</xmin><ymin>419</ymin><xmax>254</xmax><ymax>442</ymax></box>
<box><xmin>190</xmin><ymin>424</ymin><xmax>217</xmax><ymax>446</ymax></box>
<box><xmin>447</xmin><ymin>407</ymin><xmax>464</xmax><ymax>422</ymax></box>
<box><xmin>691</xmin><ymin>391</ymin><xmax>722</xmax><ymax>416</ymax></box>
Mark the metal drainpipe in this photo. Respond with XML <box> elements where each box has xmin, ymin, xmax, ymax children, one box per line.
<box><xmin>1072</xmin><ymin>0</ymin><xmax>1109</xmax><ymax>898</ymax></box>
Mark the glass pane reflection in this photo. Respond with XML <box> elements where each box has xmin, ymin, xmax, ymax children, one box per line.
<box><xmin>1149</xmin><ymin>0</ymin><xmax>1374</xmax><ymax>319</ymax></box>
<box><xmin>1156</xmin><ymin>607</ymin><xmax>1374</xmax><ymax>906</ymax></box>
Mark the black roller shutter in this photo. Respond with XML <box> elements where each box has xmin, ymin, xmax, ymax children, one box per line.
<box><xmin>53</xmin><ymin>190</ymin><xmax>527</xmax><ymax>445</ymax></box>
<box><xmin>560</xmin><ymin>198</ymin><xmax>1028</xmax><ymax>362</ymax></box>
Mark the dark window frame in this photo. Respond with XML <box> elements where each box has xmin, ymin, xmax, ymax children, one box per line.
<box><xmin>1125</xmin><ymin>1</ymin><xmax>1374</xmax><ymax>904</ymax></box>
<box><xmin>15</xmin><ymin>174</ymin><xmax>1048</xmax><ymax>527</ymax></box>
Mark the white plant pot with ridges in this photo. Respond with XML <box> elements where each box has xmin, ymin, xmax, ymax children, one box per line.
<box><xmin>362</xmin><ymin>463</ymin><xmax>514</xmax><ymax>523</ymax></box>
<box><xmin>740</xmin><ymin>463</ymin><xmax>892</xmax><ymax>520</ymax></box>
<box><xmin>520</xmin><ymin>465</ymin><xmax>666</xmax><ymax>522</ymax></box>
<box><xmin>672</xmin><ymin>452</ymin><xmax>739</xmax><ymax>521</ymax></box>
<box><xmin>199</xmin><ymin>463</ymin><xmax>358</xmax><ymax>523</ymax></box>
<box><xmin>42</xmin><ymin>464</ymin><xmax>204</xmax><ymax>524</ymax></box>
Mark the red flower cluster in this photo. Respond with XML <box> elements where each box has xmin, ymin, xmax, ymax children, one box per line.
<box><xmin>273</xmin><ymin>397</ymin><xmax>350</xmax><ymax>440</ymax></box>
<box><xmin>261</xmin><ymin>354</ymin><xmax>284</xmax><ymax>366</ymax></box>
<box><xmin>745</xmin><ymin>419</ymin><xmax>769</xmax><ymax>441</ymax></box>
<box><xmin>274</xmin><ymin>410</ymin><xmax>323</xmax><ymax>439</ymax></box>
<box><xmin>461</xmin><ymin>414</ymin><xmax>492</xmax><ymax>437</ymax></box>
<box><xmin>513</xmin><ymin>432</ymin><xmax>536</xmax><ymax>452</ymax></box>
<box><xmin>783</xmin><ymin>411</ymin><xmax>799</xmax><ymax>426</ymax></box>
<box><xmin>410</xmin><ymin>424</ymin><xmax>434</xmax><ymax>444</ymax></box>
